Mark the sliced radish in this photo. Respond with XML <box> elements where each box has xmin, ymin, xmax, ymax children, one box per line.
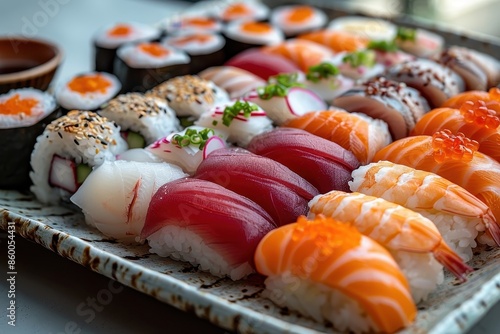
<box><xmin>203</xmin><ymin>136</ymin><xmax>226</xmax><ymax>159</ymax></box>
<box><xmin>285</xmin><ymin>87</ymin><xmax>327</xmax><ymax>116</ymax></box>
<box><xmin>49</xmin><ymin>155</ymin><xmax>78</xmax><ymax>193</ymax></box>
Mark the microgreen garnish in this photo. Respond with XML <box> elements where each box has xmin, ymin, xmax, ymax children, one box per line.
<box><xmin>342</xmin><ymin>50</ymin><xmax>376</xmax><ymax>68</ymax></box>
<box><xmin>222</xmin><ymin>100</ymin><xmax>259</xmax><ymax>126</ymax></box>
<box><xmin>257</xmin><ymin>73</ymin><xmax>304</xmax><ymax>100</ymax></box>
<box><xmin>172</xmin><ymin>128</ymin><xmax>215</xmax><ymax>149</ymax></box>
<box><xmin>306</xmin><ymin>63</ymin><xmax>340</xmax><ymax>83</ymax></box>
<box><xmin>396</xmin><ymin>26</ymin><xmax>417</xmax><ymax>42</ymax></box>
<box><xmin>367</xmin><ymin>39</ymin><xmax>399</xmax><ymax>52</ymax></box>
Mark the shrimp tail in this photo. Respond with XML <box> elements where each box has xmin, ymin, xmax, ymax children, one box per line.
<box><xmin>433</xmin><ymin>241</ymin><xmax>474</xmax><ymax>282</ymax></box>
<box><xmin>483</xmin><ymin>210</ymin><xmax>500</xmax><ymax>246</ymax></box>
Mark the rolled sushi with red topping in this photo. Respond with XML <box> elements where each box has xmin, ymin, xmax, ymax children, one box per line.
<box><xmin>93</xmin><ymin>22</ymin><xmax>161</xmax><ymax>73</ymax></box>
<box><xmin>162</xmin><ymin>33</ymin><xmax>225</xmax><ymax>74</ymax></box>
<box><xmin>223</xmin><ymin>20</ymin><xmax>284</xmax><ymax>60</ymax></box>
<box><xmin>55</xmin><ymin>72</ymin><xmax>121</xmax><ymax>112</ymax></box>
<box><xmin>270</xmin><ymin>5</ymin><xmax>327</xmax><ymax>37</ymax></box>
<box><xmin>99</xmin><ymin>93</ymin><xmax>181</xmax><ymax>149</ymax></box>
<box><xmin>216</xmin><ymin>1</ymin><xmax>269</xmax><ymax>22</ymax></box>
<box><xmin>0</xmin><ymin>88</ymin><xmax>60</xmax><ymax>189</ymax></box>
<box><xmin>30</xmin><ymin>110</ymin><xmax>127</xmax><ymax>204</ymax></box>
<box><xmin>115</xmin><ymin>42</ymin><xmax>190</xmax><ymax>92</ymax></box>
<box><xmin>164</xmin><ymin>16</ymin><xmax>223</xmax><ymax>36</ymax></box>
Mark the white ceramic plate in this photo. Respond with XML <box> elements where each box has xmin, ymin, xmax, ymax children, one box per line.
<box><xmin>1</xmin><ymin>189</ymin><xmax>500</xmax><ymax>333</ymax></box>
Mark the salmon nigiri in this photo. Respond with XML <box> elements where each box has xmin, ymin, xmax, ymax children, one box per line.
<box><xmin>309</xmin><ymin>190</ymin><xmax>473</xmax><ymax>302</ymax></box>
<box><xmin>373</xmin><ymin>130</ymin><xmax>500</xmax><ymax>232</ymax></box>
<box><xmin>297</xmin><ymin>29</ymin><xmax>369</xmax><ymax>52</ymax></box>
<box><xmin>255</xmin><ymin>215</ymin><xmax>417</xmax><ymax>334</ymax></box>
<box><xmin>350</xmin><ymin>161</ymin><xmax>500</xmax><ymax>261</ymax></box>
<box><xmin>412</xmin><ymin>102</ymin><xmax>500</xmax><ymax>162</ymax></box>
<box><xmin>442</xmin><ymin>87</ymin><xmax>500</xmax><ymax>115</ymax></box>
<box><xmin>261</xmin><ymin>39</ymin><xmax>333</xmax><ymax>72</ymax></box>
<box><xmin>283</xmin><ymin>109</ymin><xmax>391</xmax><ymax>164</ymax></box>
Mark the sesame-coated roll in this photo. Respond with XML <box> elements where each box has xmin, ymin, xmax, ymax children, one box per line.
<box><xmin>146</xmin><ymin>75</ymin><xmax>229</xmax><ymax>120</ymax></box>
<box><xmin>99</xmin><ymin>93</ymin><xmax>181</xmax><ymax>148</ymax></box>
<box><xmin>30</xmin><ymin>110</ymin><xmax>127</xmax><ymax>205</ymax></box>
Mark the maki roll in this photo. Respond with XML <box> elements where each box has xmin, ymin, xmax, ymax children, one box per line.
<box><xmin>270</xmin><ymin>5</ymin><xmax>327</xmax><ymax>37</ymax></box>
<box><xmin>55</xmin><ymin>72</ymin><xmax>121</xmax><ymax>112</ymax></box>
<box><xmin>328</xmin><ymin>16</ymin><xmax>397</xmax><ymax>42</ymax></box>
<box><xmin>30</xmin><ymin>110</ymin><xmax>127</xmax><ymax>205</ymax></box>
<box><xmin>164</xmin><ymin>16</ymin><xmax>222</xmax><ymax>36</ymax></box>
<box><xmin>223</xmin><ymin>21</ymin><xmax>284</xmax><ymax>60</ymax></box>
<box><xmin>99</xmin><ymin>93</ymin><xmax>181</xmax><ymax>149</ymax></box>
<box><xmin>146</xmin><ymin>75</ymin><xmax>229</xmax><ymax>120</ymax></box>
<box><xmin>0</xmin><ymin>88</ymin><xmax>59</xmax><ymax>189</ymax></box>
<box><xmin>93</xmin><ymin>22</ymin><xmax>161</xmax><ymax>73</ymax></box>
<box><xmin>216</xmin><ymin>1</ymin><xmax>269</xmax><ymax>22</ymax></box>
<box><xmin>162</xmin><ymin>33</ymin><xmax>225</xmax><ymax>74</ymax></box>
<box><xmin>114</xmin><ymin>42</ymin><xmax>190</xmax><ymax>93</ymax></box>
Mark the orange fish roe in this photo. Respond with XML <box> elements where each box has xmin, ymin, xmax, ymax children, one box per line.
<box><xmin>241</xmin><ymin>22</ymin><xmax>272</xmax><ymax>34</ymax></box>
<box><xmin>460</xmin><ymin>100</ymin><xmax>500</xmax><ymax>129</ymax></box>
<box><xmin>431</xmin><ymin>129</ymin><xmax>479</xmax><ymax>163</ymax></box>
<box><xmin>68</xmin><ymin>74</ymin><xmax>112</xmax><ymax>95</ymax></box>
<box><xmin>223</xmin><ymin>3</ymin><xmax>251</xmax><ymax>19</ymax></box>
<box><xmin>490</xmin><ymin>87</ymin><xmax>500</xmax><ymax>101</ymax></box>
<box><xmin>292</xmin><ymin>215</ymin><xmax>360</xmax><ymax>256</ymax></box>
<box><xmin>286</xmin><ymin>6</ymin><xmax>314</xmax><ymax>23</ymax></box>
<box><xmin>171</xmin><ymin>34</ymin><xmax>212</xmax><ymax>46</ymax></box>
<box><xmin>138</xmin><ymin>43</ymin><xmax>169</xmax><ymax>57</ymax></box>
<box><xmin>183</xmin><ymin>17</ymin><xmax>216</xmax><ymax>28</ymax></box>
<box><xmin>0</xmin><ymin>94</ymin><xmax>38</xmax><ymax>116</ymax></box>
<box><xmin>108</xmin><ymin>24</ymin><xmax>132</xmax><ymax>37</ymax></box>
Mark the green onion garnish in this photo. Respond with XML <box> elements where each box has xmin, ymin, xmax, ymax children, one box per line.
<box><xmin>342</xmin><ymin>50</ymin><xmax>376</xmax><ymax>68</ymax></box>
<box><xmin>396</xmin><ymin>26</ymin><xmax>417</xmax><ymax>42</ymax></box>
<box><xmin>257</xmin><ymin>73</ymin><xmax>304</xmax><ymax>100</ymax></box>
<box><xmin>306</xmin><ymin>62</ymin><xmax>340</xmax><ymax>83</ymax></box>
<box><xmin>222</xmin><ymin>100</ymin><xmax>258</xmax><ymax>126</ymax></box>
<box><xmin>367</xmin><ymin>40</ymin><xmax>399</xmax><ymax>52</ymax></box>
<box><xmin>171</xmin><ymin>128</ymin><xmax>215</xmax><ymax>149</ymax></box>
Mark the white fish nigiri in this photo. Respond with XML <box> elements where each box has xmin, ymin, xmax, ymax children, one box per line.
<box><xmin>146</xmin><ymin>126</ymin><xmax>227</xmax><ymax>174</ymax></box>
<box><xmin>195</xmin><ymin>100</ymin><xmax>273</xmax><ymax>147</ymax></box>
<box><xmin>71</xmin><ymin>160</ymin><xmax>187</xmax><ymax>242</ymax></box>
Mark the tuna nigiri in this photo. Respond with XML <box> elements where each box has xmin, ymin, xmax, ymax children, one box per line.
<box><xmin>373</xmin><ymin>130</ymin><xmax>500</xmax><ymax>235</ymax></box>
<box><xmin>283</xmin><ymin>109</ymin><xmax>391</xmax><ymax>164</ymax></box>
<box><xmin>309</xmin><ymin>190</ymin><xmax>473</xmax><ymax>302</ymax></box>
<box><xmin>142</xmin><ymin>178</ymin><xmax>276</xmax><ymax>280</ymax></box>
<box><xmin>350</xmin><ymin>161</ymin><xmax>500</xmax><ymax>261</ymax></box>
<box><xmin>194</xmin><ymin>148</ymin><xmax>318</xmax><ymax>226</ymax></box>
<box><xmin>255</xmin><ymin>215</ymin><xmax>417</xmax><ymax>333</ymax></box>
<box><xmin>247</xmin><ymin>128</ymin><xmax>360</xmax><ymax>193</ymax></box>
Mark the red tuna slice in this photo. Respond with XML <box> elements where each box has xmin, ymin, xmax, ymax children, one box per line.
<box><xmin>142</xmin><ymin>178</ymin><xmax>276</xmax><ymax>274</ymax></box>
<box><xmin>247</xmin><ymin>128</ymin><xmax>360</xmax><ymax>193</ymax></box>
<box><xmin>225</xmin><ymin>48</ymin><xmax>301</xmax><ymax>80</ymax></box>
<box><xmin>194</xmin><ymin>147</ymin><xmax>319</xmax><ymax>227</ymax></box>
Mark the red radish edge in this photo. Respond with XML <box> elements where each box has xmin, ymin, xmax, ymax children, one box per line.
<box><xmin>285</xmin><ymin>87</ymin><xmax>327</xmax><ymax>116</ymax></box>
<box><xmin>203</xmin><ymin>136</ymin><xmax>226</xmax><ymax>159</ymax></box>
<box><xmin>48</xmin><ymin>154</ymin><xmax>78</xmax><ymax>193</ymax></box>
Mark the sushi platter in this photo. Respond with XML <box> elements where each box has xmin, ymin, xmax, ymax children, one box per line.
<box><xmin>2</xmin><ymin>0</ymin><xmax>500</xmax><ymax>333</ymax></box>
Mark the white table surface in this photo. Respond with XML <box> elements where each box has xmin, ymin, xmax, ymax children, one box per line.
<box><xmin>0</xmin><ymin>0</ymin><xmax>499</xmax><ymax>333</ymax></box>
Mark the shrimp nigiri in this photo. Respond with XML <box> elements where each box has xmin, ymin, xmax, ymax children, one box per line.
<box><xmin>308</xmin><ymin>190</ymin><xmax>473</xmax><ymax>302</ymax></box>
<box><xmin>255</xmin><ymin>215</ymin><xmax>417</xmax><ymax>334</ymax></box>
<box><xmin>411</xmin><ymin>102</ymin><xmax>500</xmax><ymax>162</ymax></box>
<box><xmin>283</xmin><ymin>109</ymin><xmax>391</xmax><ymax>164</ymax></box>
<box><xmin>349</xmin><ymin>161</ymin><xmax>500</xmax><ymax>261</ymax></box>
<box><xmin>373</xmin><ymin>130</ymin><xmax>500</xmax><ymax>232</ymax></box>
